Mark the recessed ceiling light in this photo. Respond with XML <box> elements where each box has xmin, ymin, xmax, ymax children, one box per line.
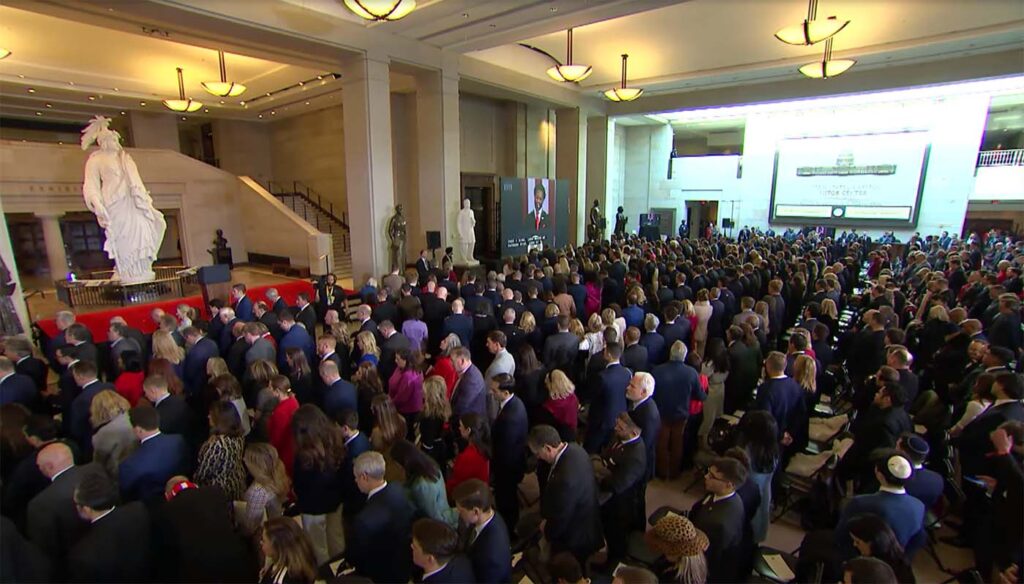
<box><xmin>461</xmin><ymin>12</ymin><xmax>468</xmax><ymax>18</ymax></box>
<box><xmin>17</xmin><ymin>74</ymin><xmax>24</xmax><ymax>79</ymax></box>
<box><xmin>305</xmin><ymin>101</ymin><xmax>310</xmax><ymax>105</ymax></box>
<box><xmin>317</xmin><ymin>75</ymin><xmax>323</xmax><ymax>80</ymax></box>
<box><xmin>140</xmin><ymin>101</ymin><xmax>147</xmax><ymax>106</ymax></box>
<box><xmin>271</xmin><ymin>111</ymin><xmax>276</xmax><ymax>115</ymax></box>
<box><xmin>113</xmin><ymin>87</ymin><xmax>119</xmax><ymax>92</ymax></box>
<box><xmin>181</xmin><ymin>116</ymin><xmax>187</xmax><ymax>121</ymax></box>
<box><xmin>258</xmin><ymin>114</ymin><xmax>263</xmax><ymax>118</ymax></box>
<box><xmin>27</xmin><ymin>88</ymin><xmax>35</xmax><ymax>93</ymax></box>
<box><xmin>265</xmin><ymin>92</ymin><xmax>271</xmax><ymax>96</ymax></box>
<box><xmin>203</xmin><ymin>109</ymin><xmax>209</xmax><ymax>113</ymax></box>
<box><xmin>219</xmin><ymin>100</ymin><xmax>225</xmax><ymax>104</ymax></box>
<box><xmin>240</xmin><ymin>101</ymin><xmax>246</xmax><ymax>106</ymax></box>
<box><xmin>35</xmin><ymin>112</ymin><xmax>42</xmax><ymax>116</ymax></box>
<box><xmin>68</xmin><ymin>81</ymin><xmax>74</xmax><ymax>86</ymax></box>
<box><xmin>88</xmin><ymin>96</ymin><xmax>96</xmax><ymax>101</ymax></box>
<box><xmin>299</xmin><ymin>81</ymin><xmax>304</xmax><ymax>86</ymax></box>
<box><xmin>120</xmin><ymin>111</ymin><xmax>126</xmax><ymax>115</ymax></box>
<box><xmin>45</xmin><ymin>103</ymin><xmax>52</xmax><ymax>108</ymax></box>
<box><xmin>58</xmin><ymin>141</ymin><xmax>63</xmax><ymax>145</ymax></box>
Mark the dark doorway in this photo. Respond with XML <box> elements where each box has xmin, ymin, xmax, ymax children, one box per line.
<box><xmin>461</xmin><ymin>174</ymin><xmax>499</xmax><ymax>260</ymax></box>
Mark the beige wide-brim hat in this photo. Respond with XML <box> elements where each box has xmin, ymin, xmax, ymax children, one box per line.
<box><xmin>644</xmin><ymin>513</ymin><xmax>710</xmax><ymax>558</ymax></box>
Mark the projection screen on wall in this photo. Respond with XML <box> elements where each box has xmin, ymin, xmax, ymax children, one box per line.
<box><xmin>769</xmin><ymin>131</ymin><xmax>931</xmax><ymax>226</ymax></box>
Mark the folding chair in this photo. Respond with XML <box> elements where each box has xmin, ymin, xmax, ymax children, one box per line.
<box><xmin>751</xmin><ymin>546</ymin><xmax>812</xmax><ymax>584</ymax></box>
<box><xmin>922</xmin><ymin>474</ymin><xmax>966</xmax><ymax>575</ymax></box>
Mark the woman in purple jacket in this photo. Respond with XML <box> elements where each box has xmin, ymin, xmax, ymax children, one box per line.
<box><xmin>388</xmin><ymin>348</ymin><xmax>424</xmax><ymax>440</ymax></box>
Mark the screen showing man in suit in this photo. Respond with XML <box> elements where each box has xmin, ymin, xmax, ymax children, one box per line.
<box><xmin>499</xmin><ymin>177</ymin><xmax>570</xmax><ymax>257</ymax></box>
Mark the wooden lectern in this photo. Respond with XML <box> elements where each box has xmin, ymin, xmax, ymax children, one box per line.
<box><xmin>197</xmin><ymin>265</ymin><xmax>232</xmax><ymax>317</ymax></box>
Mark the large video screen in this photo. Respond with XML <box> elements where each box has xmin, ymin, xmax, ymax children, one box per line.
<box><xmin>769</xmin><ymin>131</ymin><xmax>930</xmax><ymax>226</ymax></box>
<box><xmin>499</xmin><ymin>177</ymin><xmax>570</xmax><ymax>257</ymax></box>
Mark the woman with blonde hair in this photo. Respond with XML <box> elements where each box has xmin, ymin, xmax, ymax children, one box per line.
<box><xmin>568</xmin><ymin>318</ymin><xmax>586</xmax><ymax>341</ymax></box>
<box><xmin>247</xmin><ymin>359</ymin><xmax>280</xmax><ymax>409</ymax></box>
<box><xmin>90</xmin><ymin>390</ymin><xmax>136</xmax><ymax>478</ymax></box>
<box><xmin>259</xmin><ymin>517</ymin><xmax>317</xmax><ymax>584</ymax></box>
<box><xmin>680</xmin><ymin>300</ymin><xmax>698</xmax><ymax>339</ymax></box>
<box><xmin>206</xmin><ymin>356</ymin><xmax>230</xmax><ymax>380</ymax></box>
<box><xmin>520</xmin><ymin>311</ymin><xmax>543</xmax><ymax>354</ymax></box>
<box><xmin>419</xmin><ymin>375</ymin><xmax>452</xmax><ymax>468</ymax></box>
<box><xmin>537</xmin><ymin>369</ymin><xmax>579</xmax><ymax>441</ymax></box>
<box><xmin>356</xmin><ymin>331</ymin><xmax>380</xmax><ymax>367</ymax></box>
<box><xmin>819</xmin><ymin>298</ymin><xmax>839</xmax><ymax>336</ymax></box>
<box><xmin>212</xmin><ymin>374</ymin><xmax>251</xmax><ymax>436</ymax></box>
<box><xmin>581</xmin><ymin>313</ymin><xmax>606</xmax><ymax>356</ymax></box>
<box><xmin>793</xmin><ymin>354</ymin><xmax>817</xmax><ymax>394</ymax></box>
<box><xmin>151</xmin><ymin>329</ymin><xmax>185</xmax><ymax>371</ymax></box>
<box><xmin>240</xmin><ymin>442</ymin><xmax>290</xmax><ymax>536</ymax></box>
<box><xmin>353</xmin><ymin>362</ymin><xmax>384</xmax><ymax>434</ymax></box>
<box><xmin>369</xmin><ymin>394</ymin><xmax>407</xmax><ymax>482</ymax></box>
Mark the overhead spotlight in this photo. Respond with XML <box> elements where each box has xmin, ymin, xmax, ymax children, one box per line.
<box><xmin>163</xmin><ymin>67</ymin><xmax>203</xmax><ymax>112</ymax></box>
<box><xmin>546</xmin><ymin>29</ymin><xmax>592</xmax><ymax>83</ymax></box>
<box><xmin>343</xmin><ymin>0</ymin><xmax>417</xmax><ymax>21</ymax></box>
<box><xmin>775</xmin><ymin>0</ymin><xmax>849</xmax><ymax>45</ymax></box>
<box><xmin>202</xmin><ymin>50</ymin><xmax>247</xmax><ymax>97</ymax></box>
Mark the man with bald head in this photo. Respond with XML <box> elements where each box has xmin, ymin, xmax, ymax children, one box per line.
<box><xmin>27</xmin><ymin>442</ymin><xmax>92</xmax><ymax>572</ymax></box>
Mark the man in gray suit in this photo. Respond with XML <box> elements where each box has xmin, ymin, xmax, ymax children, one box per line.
<box><xmin>108</xmin><ymin>322</ymin><xmax>142</xmax><ymax>378</ymax></box>
<box><xmin>243</xmin><ymin>322</ymin><xmax>276</xmax><ymax>366</ymax></box>
<box><xmin>27</xmin><ymin>443</ymin><xmax>93</xmax><ymax>576</ymax></box>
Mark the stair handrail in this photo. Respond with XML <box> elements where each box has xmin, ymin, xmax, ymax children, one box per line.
<box><xmin>266</xmin><ymin>181</ymin><xmax>349</xmax><ymax>232</ymax></box>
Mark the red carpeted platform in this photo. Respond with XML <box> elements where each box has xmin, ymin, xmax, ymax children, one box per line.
<box><xmin>36</xmin><ymin>280</ymin><xmax>317</xmax><ymax>340</ymax></box>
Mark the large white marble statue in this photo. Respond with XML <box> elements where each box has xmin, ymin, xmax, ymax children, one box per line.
<box><xmin>456</xmin><ymin>198</ymin><xmax>478</xmax><ymax>266</ymax></box>
<box><xmin>81</xmin><ymin>116</ymin><xmax>166</xmax><ymax>284</ymax></box>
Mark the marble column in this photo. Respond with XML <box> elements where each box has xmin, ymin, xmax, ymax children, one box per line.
<box><xmin>36</xmin><ymin>212</ymin><xmax>68</xmax><ymax>280</ymax></box>
<box><xmin>414</xmin><ymin>56</ymin><xmax>461</xmax><ymax>258</ymax></box>
<box><xmin>342</xmin><ymin>52</ymin><xmax>396</xmax><ymax>281</ymax></box>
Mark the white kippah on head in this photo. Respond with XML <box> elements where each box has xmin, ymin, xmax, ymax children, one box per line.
<box><xmin>887</xmin><ymin>455</ymin><xmax>912</xmax><ymax>480</ymax></box>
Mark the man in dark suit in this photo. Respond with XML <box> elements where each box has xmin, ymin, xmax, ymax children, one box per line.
<box><xmin>621</xmin><ymin>327</ymin><xmax>650</xmax><ymax>373</ymax></box>
<box><xmin>450</xmin><ymin>347</ymin><xmax>487</xmax><ymax>420</ymax></box>
<box><xmin>320</xmin><ymin>360</ymin><xmax>357</xmax><ymax>419</ymax></box>
<box><xmin>26</xmin><ymin>443</ymin><xmax>91</xmax><ymax>575</ymax></box>
<box><xmin>243</xmin><ymin>321</ymin><xmax>276</xmax><ymax>367</ymax></box>
<box><xmin>338</xmin><ymin>410</ymin><xmax>371</xmax><ymax>522</ymax></box>
<box><xmin>958</xmin><ymin>372</ymin><xmax>1024</xmax><ymax>476</ymax></box>
<box><xmin>3</xmin><ymin>416</ymin><xmax>66</xmax><ymax>531</ymax></box>
<box><xmin>442</xmin><ymin>299</ymin><xmax>474</xmax><ymax>348</ymax></box>
<box><xmin>595</xmin><ymin>414</ymin><xmax>647</xmax><ymax>568</ymax></box>
<box><xmin>652</xmin><ymin>340</ymin><xmax>705</xmax><ymax>480</ymax></box>
<box><xmin>848</xmin><ymin>310</ymin><xmax>888</xmax><ymax>388</ymax></box>
<box><xmin>498</xmin><ymin>308</ymin><xmax>525</xmax><ymax>359</ymax></box>
<box><xmin>639</xmin><ymin>315</ymin><xmax>667</xmax><ymax>366</ymax></box>
<box><xmin>415</xmin><ymin>249</ymin><xmax>432</xmax><ymax>284</ymax></box>
<box><xmin>659</xmin><ymin>304</ymin><xmax>691</xmax><ymax>350</ymax></box>
<box><xmin>5</xmin><ymin>336</ymin><xmax>47</xmax><ymax>393</ymax></box>
<box><xmin>489</xmin><ymin>374</ymin><xmax>528</xmax><ymax>533</ymax></box>
<box><xmin>422</xmin><ymin>285</ymin><xmax>451</xmax><ymax>355</ymax></box>
<box><xmin>65</xmin><ymin>324</ymin><xmax>98</xmax><ymax>370</ymax></box>
<box><xmin>898</xmin><ymin>434</ymin><xmax>944</xmax><ymax>509</ymax></box>
<box><xmin>231</xmin><ymin>283</ymin><xmax>254</xmax><ymax>322</ymax></box>
<box><xmin>348</xmin><ymin>451</ymin><xmax>416</xmax><ymax>583</ymax></box>
<box><xmin>68</xmin><ymin>470</ymin><xmax>151</xmax><ymax>583</ymax></box>
<box><xmin>690</xmin><ymin>457</ymin><xmax>747</xmax><ymax>583</ymax></box>
<box><xmin>626</xmin><ymin>371</ymin><xmax>661</xmax><ymax>481</ymax></box>
<box><xmin>254</xmin><ymin>301</ymin><xmax>283</xmax><ymax>343</ymax></box>
<box><xmin>294</xmin><ymin>292</ymin><xmax>318</xmax><ymax>334</ymax></box>
<box><xmin>182</xmin><ymin>326</ymin><xmax>219</xmax><ymax>399</ymax></box>
<box><xmin>225</xmin><ymin>321</ymin><xmax>249</xmax><ymax>380</ymax></box>
<box><xmin>524</xmin><ymin>285</ymin><xmax>547</xmax><ymax>324</ymax></box>
<box><xmin>411</xmin><ymin>518</ymin><xmax>476</xmax><ymax>583</ymax></box>
<box><xmin>753</xmin><ymin>352</ymin><xmax>807</xmax><ymax>448</ymax></box>
<box><xmin>543</xmin><ymin>315</ymin><xmax>579</xmax><ymax>375</ymax></box>
<box><xmin>46</xmin><ymin>311</ymin><xmax>79</xmax><ymax>373</ymax></box>
<box><xmin>584</xmin><ymin>343</ymin><xmax>631</xmax><ymax>453</ymax></box>
<box><xmin>529</xmin><ymin>425</ymin><xmax>603</xmax><ymax>568</ymax></box>
<box><xmin>378</xmin><ymin>320</ymin><xmax>410</xmax><ymax>385</ymax></box>
<box><xmin>988</xmin><ymin>294</ymin><xmax>1023</xmax><ymax>354</ymax></box>
<box><xmin>527</xmin><ymin>184</ymin><xmax>549</xmax><ymax>230</ymax></box>
<box><xmin>67</xmin><ymin>361</ymin><xmax>114</xmax><ymax>459</ymax></box>
<box><xmin>153</xmin><ymin>480</ymin><xmax>256</xmax><ymax>583</ymax></box>
<box><xmin>143</xmin><ymin>374</ymin><xmax>197</xmax><ymax>449</ymax></box>
<box><xmin>278</xmin><ymin>311</ymin><xmax>316</xmax><ymax>373</ymax></box>
<box><xmin>838</xmin><ymin>378</ymin><xmax>912</xmax><ymax>488</ymax></box>
<box><xmin>707</xmin><ymin>288</ymin><xmax>727</xmax><ymax>340</ymax></box>
<box><xmin>217</xmin><ymin>307</ymin><xmax>240</xmax><ymax>355</ymax></box>
<box><xmin>0</xmin><ymin>356</ymin><xmax>38</xmax><ymax>407</ymax></box>
<box><xmin>54</xmin><ymin>346</ymin><xmax>81</xmax><ymax>438</ymax></box>
<box><xmin>118</xmin><ymin>405</ymin><xmax>190</xmax><ymax>502</ymax></box>
<box><xmin>266</xmin><ymin>288</ymin><xmax>289</xmax><ymax>316</ymax></box>
<box><xmin>354</xmin><ymin>304</ymin><xmax>380</xmax><ymax>341</ymax></box>
<box><xmin>453</xmin><ymin>480</ymin><xmax>512</xmax><ymax>584</ymax></box>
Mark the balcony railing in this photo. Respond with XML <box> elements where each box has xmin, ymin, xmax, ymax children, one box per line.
<box><xmin>977</xmin><ymin>149</ymin><xmax>1024</xmax><ymax>167</ymax></box>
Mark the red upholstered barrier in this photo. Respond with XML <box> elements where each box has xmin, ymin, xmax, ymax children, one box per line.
<box><xmin>36</xmin><ymin>280</ymin><xmax>318</xmax><ymax>340</ymax></box>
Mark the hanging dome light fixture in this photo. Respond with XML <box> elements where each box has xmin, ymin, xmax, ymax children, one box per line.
<box><xmin>798</xmin><ymin>37</ymin><xmax>855</xmax><ymax>79</ymax></box>
<box><xmin>202</xmin><ymin>51</ymin><xmax>247</xmax><ymax>98</ymax></box>
<box><xmin>343</xmin><ymin>0</ymin><xmax>417</xmax><ymax>21</ymax></box>
<box><xmin>775</xmin><ymin>0</ymin><xmax>849</xmax><ymax>45</ymax></box>
<box><xmin>603</xmin><ymin>54</ymin><xmax>644</xmax><ymax>102</ymax></box>
<box><xmin>546</xmin><ymin>29</ymin><xmax>593</xmax><ymax>83</ymax></box>
<box><xmin>163</xmin><ymin>67</ymin><xmax>203</xmax><ymax>113</ymax></box>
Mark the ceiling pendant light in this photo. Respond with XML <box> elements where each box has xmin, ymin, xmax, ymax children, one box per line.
<box><xmin>343</xmin><ymin>0</ymin><xmax>417</xmax><ymax>21</ymax></box>
<box><xmin>0</xmin><ymin>48</ymin><xmax>10</xmax><ymax>60</ymax></box>
<box><xmin>546</xmin><ymin>29</ymin><xmax>593</xmax><ymax>83</ymax></box>
<box><xmin>163</xmin><ymin>68</ymin><xmax>203</xmax><ymax>113</ymax></box>
<box><xmin>775</xmin><ymin>0</ymin><xmax>849</xmax><ymax>45</ymax></box>
<box><xmin>604</xmin><ymin>54</ymin><xmax>644</xmax><ymax>102</ymax></box>
<box><xmin>202</xmin><ymin>51</ymin><xmax>247</xmax><ymax>97</ymax></box>
<box><xmin>799</xmin><ymin>37</ymin><xmax>855</xmax><ymax>79</ymax></box>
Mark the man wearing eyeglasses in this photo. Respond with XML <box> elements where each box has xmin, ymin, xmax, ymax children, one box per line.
<box><xmin>689</xmin><ymin>457</ymin><xmax>746</xmax><ymax>583</ymax></box>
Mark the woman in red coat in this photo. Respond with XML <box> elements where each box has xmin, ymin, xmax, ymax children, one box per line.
<box><xmin>427</xmin><ymin>334</ymin><xmax>461</xmax><ymax>399</ymax></box>
<box><xmin>265</xmin><ymin>375</ymin><xmax>299</xmax><ymax>477</ymax></box>
<box><xmin>445</xmin><ymin>412</ymin><xmax>490</xmax><ymax>498</ymax></box>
